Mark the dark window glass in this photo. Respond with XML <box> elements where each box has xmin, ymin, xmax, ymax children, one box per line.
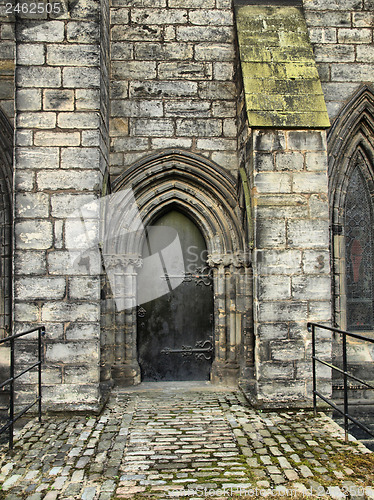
<box><xmin>345</xmin><ymin>165</ymin><xmax>374</xmax><ymax>330</ymax></box>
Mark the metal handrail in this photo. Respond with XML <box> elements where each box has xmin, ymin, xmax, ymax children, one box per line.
<box><xmin>0</xmin><ymin>326</ymin><xmax>45</xmax><ymax>449</ymax></box>
<box><xmin>308</xmin><ymin>322</ymin><xmax>374</xmax><ymax>442</ymax></box>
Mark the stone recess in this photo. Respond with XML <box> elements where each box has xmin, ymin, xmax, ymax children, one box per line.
<box><xmin>13</xmin><ymin>0</ymin><xmax>110</xmax><ymax>411</ymax></box>
<box><xmin>109</xmin><ymin>2</ymin><xmax>238</xmax><ymax>177</ymax></box>
<box><xmin>250</xmin><ymin>130</ymin><xmax>331</xmax><ymax>405</ymax></box>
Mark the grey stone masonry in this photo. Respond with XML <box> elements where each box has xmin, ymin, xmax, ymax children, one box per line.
<box><xmin>13</xmin><ymin>1</ymin><xmax>109</xmax><ymax>411</ymax></box>
<box><xmin>304</xmin><ymin>0</ymin><xmax>374</xmax><ymax>120</ymax></box>
<box><xmin>250</xmin><ymin>130</ymin><xmax>331</xmax><ymax>406</ymax></box>
<box><xmin>109</xmin><ymin>2</ymin><xmax>238</xmax><ymax>178</ymax></box>
<box><xmin>0</xmin><ymin>0</ymin><xmax>15</xmax><ymax>122</ymax></box>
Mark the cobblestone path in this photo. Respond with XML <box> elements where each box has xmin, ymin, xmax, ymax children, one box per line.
<box><xmin>0</xmin><ymin>382</ymin><xmax>374</xmax><ymax>499</ymax></box>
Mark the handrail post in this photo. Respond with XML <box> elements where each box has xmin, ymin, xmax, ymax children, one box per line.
<box><xmin>9</xmin><ymin>336</ymin><xmax>14</xmax><ymax>450</ymax></box>
<box><xmin>38</xmin><ymin>327</ymin><xmax>44</xmax><ymax>423</ymax></box>
<box><xmin>310</xmin><ymin>323</ymin><xmax>317</xmax><ymax>416</ymax></box>
<box><xmin>342</xmin><ymin>331</ymin><xmax>348</xmax><ymax>443</ymax></box>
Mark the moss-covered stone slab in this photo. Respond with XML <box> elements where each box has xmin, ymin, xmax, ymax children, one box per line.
<box><xmin>236</xmin><ymin>5</ymin><xmax>330</xmax><ymax>129</ymax></box>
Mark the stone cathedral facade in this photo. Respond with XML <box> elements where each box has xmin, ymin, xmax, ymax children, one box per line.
<box><xmin>0</xmin><ymin>0</ymin><xmax>373</xmax><ymax>411</ymax></box>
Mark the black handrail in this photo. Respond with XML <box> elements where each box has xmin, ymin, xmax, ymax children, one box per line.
<box><xmin>0</xmin><ymin>326</ymin><xmax>45</xmax><ymax>449</ymax></box>
<box><xmin>308</xmin><ymin>322</ymin><xmax>374</xmax><ymax>443</ymax></box>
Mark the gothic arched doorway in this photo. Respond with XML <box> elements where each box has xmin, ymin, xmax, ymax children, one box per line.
<box><xmin>137</xmin><ymin>210</ymin><xmax>214</xmax><ymax>381</ymax></box>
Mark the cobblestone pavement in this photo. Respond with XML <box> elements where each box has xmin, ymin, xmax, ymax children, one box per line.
<box><xmin>0</xmin><ymin>382</ymin><xmax>374</xmax><ymax>499</ymax></box>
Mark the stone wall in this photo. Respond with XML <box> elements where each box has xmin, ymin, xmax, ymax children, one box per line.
<box><xmin>304</xmin><ymin>0</ymin><xmax>374</xmax><ymax>121</ymax></box>
<box><xmin>109</xmin><ymin>0</ymin><xmax>239</xmax><ymax>178</ymax></box>
<box><xmin>13</xmin><ymin>0</ymin><xmax>109</xmax><ymax>411</ymax></box>
<box><xmin>249</xmin><ymin>129</ymin><xmax>331</xmax><ymax>405</ymax></box>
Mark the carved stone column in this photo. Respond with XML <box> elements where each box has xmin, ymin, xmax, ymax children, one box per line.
<box><xmin>104</xmin><ymin>255</ymin><xmax>142</xmax><ymax>385</ymax></box>
<box><xmin>209</xmin><ymin>252</ymin><xmax>251</xmax><ymax>386</ymax></box>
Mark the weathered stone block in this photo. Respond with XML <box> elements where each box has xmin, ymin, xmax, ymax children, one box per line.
<box><xmin>331</xmin><ymin>63</ymin><xmax>374</xmax><ymax>82</ymax></box>
<box><xmin>257</xmin><ymin>275</ymin><xmax>291</xmax><ymax>301</ymax></box>
<box><xmin>195</xmin><ymin>43</ymin><xmax>234</xmax><ymax>61</ymax></box>
<box><xmin>129</xmin><ymin>80</ymin><xmax>198</xmax><ymax>98</ymax></box>
<box><xmin>356</xmin><ymin>45</ymin><xmax>374</xmax><ymax>63</ymax></box>
<box><xmin>34</xmin><ymin>131</ymin><xmax>80</xmax><ymax>147</ymax></box>
<box><xmin>51</xmin><ymin>193</ymin><xmax>97</xmax><ymax>218</ymax></box>
<box><xmin>257</xmin><ymin>322</ymin><xmax>289</xmax><ymax>341</ymax></box>
<box><xmin>16</xmin><ymin>192</ymin><xmax>49</xmax><ymax>218</ymax></box>
<box><xmin>308</xmin><ymin>301</ymin><xmax>331</xmax><ymax>322</ymax></box>
<box><xmin>37</xmin><ymin>169</ymin><xmax>101</xmax><ymax>191</ymax></box>
<box><xmin>337</xmin><ymin>28</ymin><xmax>372</xmax><ymax>44</ymax></box>
<box><xmin>302</xmin><ymin>250</ymin><xmax>330</xmax><ymax>275</ymax></box>
<box><xmin>17</xmin><ymin>21</ymin><xmax>64</xmax><ymax>42</ymax></box>
<box><xmin>14</xmin><ymin>302</ymin><xmax>39</xmax><ymax>322</ymax></box>
<box><xmin>169</xmin><ymin>0</ymin><xmax>214</xmax><ymax>7</ymax></box>
<box><xmin>287</xmin><ymin>220</ymin><xmax>329</xmax><ymax>248</ymax></box>
<box><xmin>292</xmin><ymin>172</ymin><xmax>327</xmax><ymax>193</ymax></box>
<box><xmin>47</xmin><ymin>251</ymin><xmax>101</xmax><ymax>275</ymax></box>
<box><xmin>61</xmin><ymin>147</ymin><xmax>100</xmax><ymax>169</ymax></box>
<box><xmin>110</xmin><ymin>7</ymin><xmax>129</xmax><ymax>24</ymax></box>
<box><xmin>177</xmin><ymin>26</ymin><xmax>233</xmax><ymax>42</ymax></box>
<box><xmin>67</xmin><ymin>22</ymin><xmax>100</xmax><ymax>43</ymax></box>
<box><xmin>64</xmin><ymin>365</ymin><xmax>100</xmax><ymax>384</ymax></box>
<box><xmin>111</xmin><ymin>42</ymin><xmax>133</xmax><ymax>60</ymax></box>
<box><xmin>287</xmin><ymin>131</ymin><xmax>326</xmax><ymax>151</ymax></box>
<box><xmin>16</xmin><ymin>147</ymin><xmax>59</xmax><ymax>170</ymax></box>
<box><xmin>111</xmin><ymin>100</ymin><xmax>163</xmax><ymax>118</ymax></box>
<box><xmin>132</xmin><ymin>8</ymin><xmax>187</xmax><ymax>24</ymax></box>
<box><xmin>254</xmin><ymin>172</ymin><xmax>292</xmax><ymax>194</ymax></box>
<box><xmin>46</xmin><ymin>342</ymin><xmax>99</xmax><ymax>363</ymax></box>
<box><xmin>112</xmin><ymin>61</ymin><xmax>157</xmax><ymax>80</ymax></box>
<box><xmin>258</xmin><ymin>361</ymin><xmax>294</xmax><ymax>381</ymax></box>
<box><xmin>256</xmin><ymin>301</ymin><xmax>308</xmax><ymax>323</ymax></box>
<box><xmin>15</xmin><ymin>170</ymin><xmax>34</xmax><ymax>190</ymax></box>
<box><xmin>111</xmin><ymin>25</ymin><xmax>162</xmax><ymax>42</ymax></box>
<box><xmin>65</xmin><ymin>323</ymin><xmax>100</xmax><ymax>340</ymax></box>
<box><xmin>189</xmin><ymin>9</ymin><xmax>233</xmax><ymax>25</ymax></box>
<box><xmin>76</xmin><ymin>89</ymin><xmax>100</xmax><ymax>110</ymax></box>
<box><xmin>158</xmin><ymin>62</ymin><xmax>209</xmax><ymax>80</ymax></box>
<box><xmin>255</xmin><ymin>219</ymin><xmax>286</xmax><ymax>248</ymax></box>
<box><xmin>43</xmin><ymin>89</ymin><xmax>75</xmax><ymax>111</ymax></box>
<box><xmin>309</xmin><ymin>194</ymin><xmax>329</xmax><ymax>218</ymax></box>
<box><xmin>15</xmin><ymin>277</ymin><xmax>66</xmax><ymax>300</ymax></box>
<box><xmin>42</xmin><ymin>302</ymin><xmax>100</xmax><ymax>323</ymax></box>
<box><xmin>314</xmin><ymin>44</ymin><xmax>355</xmax><ymax>63</ymax></box>
<box><xmin>134</xmin><ymin>42</ymin><xmax>192</xmax><ymax>61</ymax></box>
<box><xmin>151</xmin><ymin>137</ymin><xmax>192</xmax><ymax>149</ymax></box>
<box><xmin>43</xmin><ymin>384</ymin><xmax>100</xmax><ymax>411</ymax></box>
<box><xmin>164</xmin><ymin>100</ymin><xmax>210</xmax><ymax>117</ymax></box>
<box><xmin>68</xmin><ymin>277</ymin><xmax>100</xmax><ymax>300</ymax></box>
<box><xmin>211</xmin><ymin>151</ymin><xmax>238</xmax><ymax>171</ymax></box>
<box><xmin>198</xmin><ymin>81</ymin><xmax>236</xmax><ymax>99</ymax></box>
<box><xmin>305</xmin><ymin>151</ymin><xmax>328</xmax><ymax>172</ymax></box>
<box><xmin>17</xmin><ymin>43</ymin><xmax>44</xmax><ymax>65</ymax></box>
<box><xmin>213</xmin><ymin>62</ymin><xmax>234</xmax><ymax>81</ymax></box>
<box><xmin>15</xmin><ymin>220</ymin><xmax>53</xmax><ymax>249</ymax></box>
<box><xmin>275</xmin><ymin>152</ymin><xmax>304</xmax><ymax>171</ymax></box>
<box><xmin>308</xmin><ymin>27</ymin><xmax>337</xmax><ymax>44</ymax></box>
<box><xmin>16</xmin><ymin>89</ymin><xmax>41</xmax><ymax>111</ymax></box>
<box><xmin>57</xmin><ymin>112</ymin><xmax>100</xmax><ymax>129</ymax></box>
<box><xmin>255</xmin><ymin>249</ymin><xmax>302</xmax><ymax>275</ymax></box>
<box><xmin>270</xmin><ymin>340</ymin><xmax>305</xmax><ymax>362</ymax></box>
<box><xmin>176</xmin><ymin>118</ymin><xmax>222</xmax><ymax>136</ymax></box>
<box><xmin>254</xmin><ymin>130</ymin><xmax>286</xmax><ymax>151</ymax></box>
<box><xmin>132</xmin><ymin>118</ymin><xmax>174</xmax><ymax>136</ymax></box>
<box><xmin>47</xmin><ymin>44</ymin><xmax>100</xmax><ymax>66</ymax></box>
<box><xmin>196</xmin><ymin>138</ymin><xmax>236</xmax><ymax>151</ymax></box>
<box><xmin>15</xmin><ymin>251</ymin><xmax>46</xmax><ymax>275</ymax></box>
<box><xmin>63</xmin><ymin>68</ymin><xmax>100</xmax><ymax>88</ymax></box>
<box><xmin>17</xmin><ymin>112</ymin><xmax>56</xmax><ymax>129</ymax></box>
<box><xmin>212</xmin><ymin>101</ymin><xmax>236</xmax><ymax>117</ymax></box>
<box><xmin>292</xmin><ymin>275</ymin><xmax>331</xmax><ymax>300</ymax></box>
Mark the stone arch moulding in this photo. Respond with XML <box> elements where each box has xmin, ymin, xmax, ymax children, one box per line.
<box><xmin>328</xmin><ymin>85</ymin><xmax>374</xmax><ymax>330</ymax></box>
<box><xmin>103</xmin><ymin>149</ymin><xmax>253</xmax><ymax>387</ymax></box>
<box><xmin>0</xmin><ymin>108</ymin><xmax>13</xmax><ymax>340</ymax></box>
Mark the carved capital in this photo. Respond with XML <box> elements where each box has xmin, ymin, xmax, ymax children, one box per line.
<box><xmin>207</xmin><ymin>251</ymin><xmax>250</xmax><ymax>268</ymax></box>
<box><xmin>103</xmin><ymin>254</ymin><xmax>143</xmax><ymax>271</ymax></box>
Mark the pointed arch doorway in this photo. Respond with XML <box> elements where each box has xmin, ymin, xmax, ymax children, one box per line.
<box><xmin>137</xmin><ymin>210</ymin><xmax>214</xmax><ymax>381</ymax></box>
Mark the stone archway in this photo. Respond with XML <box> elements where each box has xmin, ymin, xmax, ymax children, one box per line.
<box><xmin>103</xmin><ymin>150</ymin><xmax>252</xmax><ymax>387</ymax></box>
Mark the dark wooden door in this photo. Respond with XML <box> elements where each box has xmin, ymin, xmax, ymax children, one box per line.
<box><xmin>137</xmin><ymin>210</ymin><xmax>214</xmax><ymax>381</ymax></box>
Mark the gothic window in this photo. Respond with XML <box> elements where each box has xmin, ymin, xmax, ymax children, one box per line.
<box><xmin>344</xmin><ymin>163</ymin><xmax>374</xmax><ymax>331</ymax></box>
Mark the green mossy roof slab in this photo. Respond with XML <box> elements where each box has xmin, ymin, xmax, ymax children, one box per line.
<box><xmin>236</xmin><ymin>5</ymin><xmax>330</xmax><ymax>129</ymax></box>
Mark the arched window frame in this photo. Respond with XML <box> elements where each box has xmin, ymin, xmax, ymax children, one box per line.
<box><xmin>329</xmin><ymin>85</ymin><xmax>374</xmax><ymax>334</ymax></box>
